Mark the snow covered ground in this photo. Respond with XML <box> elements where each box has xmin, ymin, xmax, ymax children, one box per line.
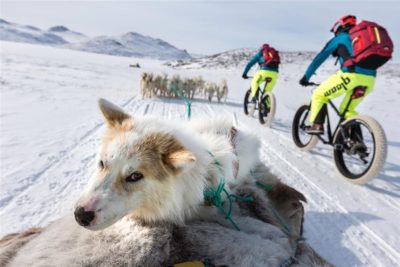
<box><xmin>1</xmin><ymin>41</ymin><xmax>399</xmax><ymax>266</ymax></box>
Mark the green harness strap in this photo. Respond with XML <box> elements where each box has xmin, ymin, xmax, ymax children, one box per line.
<box><xmin>169</xmin><ymin>84</ymin><xmax>192</xmax><ymax>120</ymax></box>
<box><xmin>254</xmin><ymin>177</ymin><xmax>303</xmax><ymax>267</ymax></box>
<box><xmin>203</xmin><ymin>157</ymin><xmax>302</xmax><ymax>266</ymax></box>
<box><xmin>255</xmin><ymin>180</ymin><xmax>292</xmax><ymax>236</ymax></box>
<box><xmin>204</xmin><ymin>151</ymin><xmax>254</xmax><ymax>231</ymax></box>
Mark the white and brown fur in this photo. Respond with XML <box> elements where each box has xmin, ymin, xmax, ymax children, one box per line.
<box><xmin>74</xmin><ymin>98</ymin><xmax>260</xmax><ymax>230</ymax></box>
<box><xmin>0</xmin><ymin>99</ymin><xmax>332</xmax><ymax>267</ymax></box>
<box><xmin>140</xmin><ymin>72</ymin><xmax>154</xmax><ymax>99</ymax></box>
<box><xmin>217</xmin><ymin>79</ymin><xmax>228</xmax><ymax>103</ymax></box>
<box><xmin>204</xmin><ymin>81</ymin><xmax>217</xmax><ymax>102</ymax></box>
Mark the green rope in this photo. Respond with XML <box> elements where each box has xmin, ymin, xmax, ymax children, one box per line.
<box><xmin>187</xmin><ymin>101</ymin><xmax>192</xmax><ymax>119</ymax></box>
<box><xmin>254</xmin><ymin>176</ymin><xmax>303</xmax><ymax>267</ymax></box>
<box><xmin>269</xmin><ymin>202</ymin><xmax>292</xmax><ymax>235</ymax></box>
<box><xmin>204</xmin><ymin>151</ymin><xmax>254</xmax><ymax>231</ymax></box>
<box><xmin>254</xmin><ymin>180</ymin><xmax>292</xmax><ymax>236</ymax></box>
<box><xmin>169</xmin><ymin>84</ymin><xmax>192</xmax><ymax>120</ymax></box>
<box><xmin>255</xmin><ymin>180</ymin><xmax>273</xmax><ymax>191</ymax></box>
<box><xmin>205</xmin><ymin>165</ymin><xmax>302</xmax><ymax>267</ymax></box>
<box><xmin>204</xmin><ymin>181</ymin><xmax>240</xmax><ymax>231</ymax></box>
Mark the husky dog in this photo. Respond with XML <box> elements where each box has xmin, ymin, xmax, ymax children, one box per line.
<box><xmin>139</xmin><ymin>72</ymin><xmax>148</xmax><ymax>99</ymax></box>
<box><xmin>217</xmin><ymin>79</ymin><xmax>228</xmax><ymax>103</ymax></box>
<box><xmin>73</xmin><ymin>99</ymin><xmax>260</xmax><ymax>229</ymax></box>
<box><xmin>139</xmin><ymin>72</ymin><xmax>154</xmax><ymax>99</ymax></box>
<box><xmin>160</xmin><ymin>73</ymin><xmax>169</xmax><ymax>98</ymax></box>
<box><xmin>192</xmin><ymin>75</ymin><xmax>205</xmax><ymax>99</ymax></box>
<box><xmin>204</xmin><ymin>81</ymin><xmax>217</xmax><ymax>102</ymax></box>
<box><xmin>0</xmin><ymin>99</ymin><xmax>332</xmax><ymax>267</ymax></box>
<box><xmin>152</xmin><ymin>74</ymin><xmax>164</xmax><ymax>98</ymax></box>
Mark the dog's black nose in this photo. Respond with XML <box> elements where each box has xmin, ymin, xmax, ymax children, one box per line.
<box><xmin>74</xmin><ymin>206</ymin><xmax>95</xmax><ymax>227</ymax></box>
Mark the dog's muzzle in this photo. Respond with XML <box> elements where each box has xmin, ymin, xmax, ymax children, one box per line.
<box><xmin>74</xmin><ymin>206</ymin><xmax>95</xmax><ymax>227</ymax></box>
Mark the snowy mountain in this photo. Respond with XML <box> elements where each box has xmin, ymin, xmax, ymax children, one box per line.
<box><xmin>69</xmin><ymin>32</ymin><xmax>191</xmax><ymax>60</ymax></box>
<box><xmin>0</xmin><ymin>19</ymin><xmax>191</xmax><ymax>60</ymax></box>
<box><xmin>0</xmin><ymin>18</ymin><xmax>67</xmax><ymax>45</ymax></box>
<box><xmin>47</xmin><ymin>25</ymin><xmax>89</xmax><ymax>43</ymax></box>
<box><xmin>165</xmin><ymin>48</ymin><xmax>317</xmax><ymax>69</ymax></box>
<box><xmin>120</xmin><ymin>32</ymin><xmax>191</xmax><ymax>60</ymax></box>
<box><xmin>68</xmin><ymin>36</ymin><xmax>140</xmax><ymax>57</ymax></box>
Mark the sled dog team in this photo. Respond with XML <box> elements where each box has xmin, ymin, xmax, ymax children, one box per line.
<box><xmin>140</xmin><ymin>72</ymin><xmax>228</xmax><ymax>103</ymax></box>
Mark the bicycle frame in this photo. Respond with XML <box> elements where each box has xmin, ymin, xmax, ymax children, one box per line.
<box><xmin>316</xmin><ymin>100</ymin><xmax>348</xmax><ymax>146</ymax></box>
<box><xmin>301</xmin><ymin>86</ymin><xmax>366</xmax><ymax>147</ymax></box>
<box><xmin>251</xmin><ymin>77</ymin><xmax>271</xmax><ymax>110</ymax></box>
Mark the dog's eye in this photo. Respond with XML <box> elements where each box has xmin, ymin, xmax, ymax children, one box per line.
<box><xmin>125</xmin><ymin>171</ymin><xmax>144</xmax><ymax>183</ymax></box>
<box><xmin>99</xmin><ymin>160</ymin><xmax>104</xmax><ymax>169</ymax></box>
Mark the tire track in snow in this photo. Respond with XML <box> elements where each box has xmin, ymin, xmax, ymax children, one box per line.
<box><xmin>258</xmin><ymin>138</ymin><xmax>400</xmax><ymax>266</ymax></box>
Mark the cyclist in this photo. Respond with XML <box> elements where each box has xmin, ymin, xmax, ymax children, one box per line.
<box><xmin>299</xmin><ymin>15</ymin><xmax>376</xmax><ymax>134</ymax></box>
<box><xmin>242</xmin><ymin>44</ymin><xmax>280</xmax><ymax>111</ymax></box>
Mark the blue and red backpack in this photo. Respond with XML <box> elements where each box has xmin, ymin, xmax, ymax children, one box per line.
<box><xmin>344</xmin><ymin>21</ymin><xmax>394</xmax><ymax>70</ymax></box>
<box><xmin>260</xmin><ymin>44</ymin><xmax>280</xmax><ymax>67</ymax></box>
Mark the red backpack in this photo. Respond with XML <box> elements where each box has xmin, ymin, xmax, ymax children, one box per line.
<box><xmin>260</xmin><ymin>44</ymin><xmax>280</xmax><ymax>67</ymax></box>
<box><xmin>343</xmin><ymin>21</ymin><xmax>394</xmax><ymax>70</ymax></box>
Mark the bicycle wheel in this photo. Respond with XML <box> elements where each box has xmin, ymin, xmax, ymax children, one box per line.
<box><xmin>243</xmin><ymin>89</ymin><xmax>255</xmax><ymax>116</ymax></box>
<box><xmin>258</xmin><ymin>93</ymin><xmax>276</xmax><ymax>127</ymax></box>
<box><xmin>333</xmin><ymin>115</ymin><xmax>387</xmax><ymax>184</ymax></box>
<box><xmin>292</xmin><ymin>104</ymin><xmax>318</xmax><ymax>151</ymax></box>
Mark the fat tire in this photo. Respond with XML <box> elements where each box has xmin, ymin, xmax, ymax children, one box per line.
<box><xmin>292</xmin><ymin>104</ymin><xmax>318</xmax><ymax>151</ymax></box>
<box><xmin>333</xmin><ymin>115</ymin><xmax>387</xmax><ymax>184</ymax></box>
<box><xmin>258</xmin><ymin>93</ymin><xmax>276</xmax><ymax>127</ymax></box>
<box><xmin>243</xmin><ymin>89</ymin><xmax>252</xmax><ymax>116</ymax></box>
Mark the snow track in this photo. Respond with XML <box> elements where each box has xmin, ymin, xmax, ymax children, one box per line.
<box><xmin>0</xmin><ymin>96</ymin><xmax>138</xmax><ymax>227</ymax></box>
<box><xmin>0</xmin><ymin>96</ymin><xmax>137</xmax><ymax>210</ymax></box>
<box><xmin>257</xmin><ymin>132</ymin><xmax>400</xmax><ymax>266</ymax></box>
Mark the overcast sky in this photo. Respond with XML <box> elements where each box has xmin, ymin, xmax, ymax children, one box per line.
<box><xmin>1</xmin><ymin>1</ymin><xmax>399</xmax><ymax>56</ymax></box>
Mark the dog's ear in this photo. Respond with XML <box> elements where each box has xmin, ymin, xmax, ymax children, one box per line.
<box><xmin>98</xmin><ymin>98</ymin><xmax>131</xmax><ymax>128</ymax></box>
<box><xmin>161</xmin><ymin>135</ymin><xmax>196</xmax><ymax>171</ymax></box>
<box><xmin>166</xmin><ymin>150</ymin><xmax>196</xmax><ymax>170</ymax></box>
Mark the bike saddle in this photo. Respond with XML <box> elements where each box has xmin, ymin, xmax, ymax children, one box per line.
<box><xmin>351</xmin><ymin>86</ymin><xmax>367</xmax><ymax>99</ymax></box>
<box><xmin>265</xmin><ymin>77</ymin><xmax>272</xmax><ymax>83</ymax></box>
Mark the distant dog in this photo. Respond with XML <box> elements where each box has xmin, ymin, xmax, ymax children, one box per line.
<box><xmin>139</xmin><ymin>72</ymin><xmax>154</xmax><ymax>99</ymax></box>
<box><xmin>192</xmin><ymin>75</ymin><xmax>205</xmax><ymax>99</ymax></box>
<box><xmin>217</xmin><ymin>79</ymin><xmax>228</xmax><ymax>103</ymax></box>
<box><xmin>204</xmin><ymin>81</ymin><xmax>217</xmax><ymax>102</ymax></box>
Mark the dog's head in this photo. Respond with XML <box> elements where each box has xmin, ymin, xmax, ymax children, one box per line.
<box><xmin>74</xmin><ymin>99</ymin><xmax>196</xmax><ymax>230</ymax></box>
